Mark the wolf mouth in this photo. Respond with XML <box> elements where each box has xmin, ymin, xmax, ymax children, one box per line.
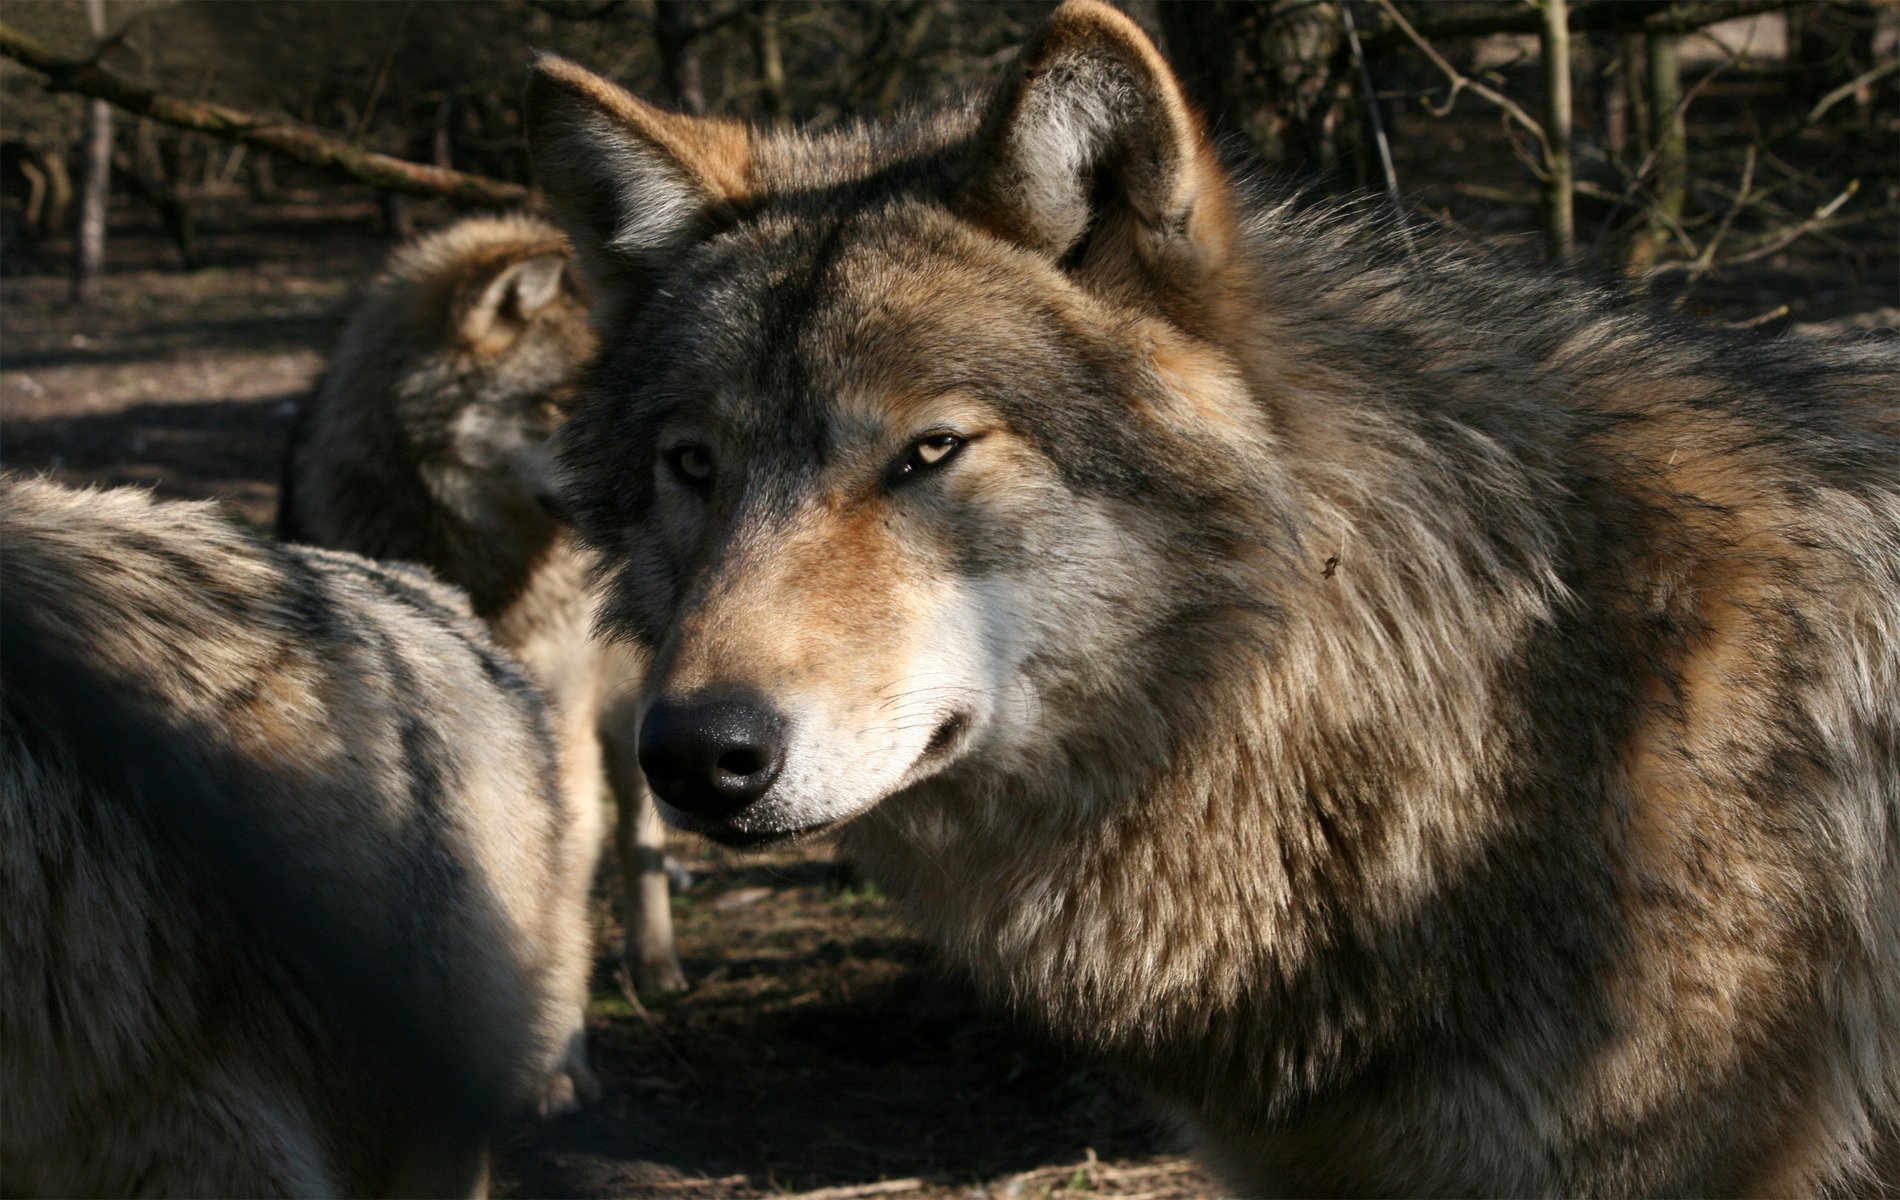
<box><xmin>680</xmin><ymin>709</ymin><xmax>975</xmax><ymax>848</ymax></box>
<box><xmin>698</xmin><ymin>823</ymin><xmax>827</xmax><ymax>850</ymax></box>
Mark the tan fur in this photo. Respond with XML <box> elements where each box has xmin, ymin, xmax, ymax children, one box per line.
<box><xmin>0</xmin><ymin>475</ymin><xmax>592</xmax><ymax>1196</ymax></box>
<box><xmin>280</xmin><ymin>215</ymin><xmax>686</xmax><ymax>1001</ymax></box>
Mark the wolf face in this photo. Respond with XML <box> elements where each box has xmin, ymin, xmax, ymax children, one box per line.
<box><xmin>531</xmin><ymin>5</ymin><xmax>1284</xmax><ymax>844</ymax></box>
<box><xmin>393</xmin><ymin>225</ymin><xmax>594</xmax><ymax>527</ymax></box>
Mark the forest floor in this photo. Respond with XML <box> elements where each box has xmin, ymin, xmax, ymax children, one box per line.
<box><xmin>2</xmin><ymin>101</ymin><xmax>1892</xmax><ymax>1193</ymax></box>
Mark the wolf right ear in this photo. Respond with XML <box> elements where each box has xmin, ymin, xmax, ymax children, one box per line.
<box><xmin>961</xmin><ymin>0</ymin><xmax>1235</xmax><ymax>296</ymax></box>
<box><xmin>525</xmin><ymin>55</ymin><xmax>752</xmax><ymax>309</ymax></box>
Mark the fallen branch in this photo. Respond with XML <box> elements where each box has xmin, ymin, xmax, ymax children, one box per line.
<box><xmin>0</xmin><ymin>20</ymin><xmax>529</xmax><ymax>208</ymax></box>
<box><xmin>780</xmin><ymin>1179</ymin><xmax>925</xmax><ymax>1200</ymax></box>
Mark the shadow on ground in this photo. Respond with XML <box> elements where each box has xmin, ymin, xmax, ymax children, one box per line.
<box><xmin>498</xmin><ymin>854</ymin><xmax>1192</xmax><ymax>1200</ymax></box>
<box><xmin>1</xmin><ymin>396</ymin><xmax>299</xmax><ymax>525</ymax></box>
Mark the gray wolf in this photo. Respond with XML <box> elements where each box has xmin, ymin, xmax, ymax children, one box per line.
<box><xmin>0</xmin><ymin>474</ymin><xmax>597</xmax><ymax>1195</ymax></box>
<box><xmin>279</xmin><ymin>214</ymin><xmax>685</xmax><ymax>993</ymax></box>
<box><xmin>525</xmin><ymin>2</ymin><xmax>1900</xmax><ymax>1193</ymax></box>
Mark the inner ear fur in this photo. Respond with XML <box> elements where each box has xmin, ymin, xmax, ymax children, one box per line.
<box><xmin>524</xmin><ymin>55</ymin><xmax>753</xmax><ymax>302</ymax></box>
<box><xmin>962</xmin><ymin>0</ymin><xmax>1234</xmax><ymax>290</ymax></box>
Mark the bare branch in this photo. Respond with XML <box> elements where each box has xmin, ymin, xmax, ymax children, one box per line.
<box><xmin>1375</xmin><ymin>0</ymin><xmax>1549</xmax><ymax>157</ymax></box>
<box><xmin>1339</xmin><ymin>0</ymin><xmax>1413</xmax><ymax>257</ymax></box>
<box><xmin>1804</xmin><ymin>59</ymin><xmax>1900</xmax><ymax>125</ymax></box>
<box><xmin>1673</xmin><ymin>144</ymin><xmax>1756</xmax><ymax>301</ymax></box>
<box><xmin>1363</xmin><ymin>0</ymin><xmax>1802</xmax><ymax>47</ymax></box>
<box><xmin>1649</xmin><ymin>181</ymin><xmax>1869</xmax><ymax>276</ymax></box>
<box><xmin>0</xmin><ymin>19</ymin><xmax>529</xmax><ymax>208</ymax></box>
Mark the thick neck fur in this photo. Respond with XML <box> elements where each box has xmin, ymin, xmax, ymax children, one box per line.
<box><xmin>841</xmin><ymin>197</ymin><xmax>1900</xmax><ymax>1194</ymax></box>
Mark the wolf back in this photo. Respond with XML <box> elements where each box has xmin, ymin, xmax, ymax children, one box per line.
<box><xmin>1</xmin><ymin>474</ymin><xmax>590</xmax><ymax>1195</ymax></box>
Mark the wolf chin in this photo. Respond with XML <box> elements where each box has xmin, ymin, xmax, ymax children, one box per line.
<box><xmin>525</xmin><ymin>2</ymin><xmax>1900</xmax><ymax>1192</ymax></box>
<box><xmin>280</xmin><ymin>214</ymin><xmax>686</xmax><ymax>996</ymax></box>
<box><xmin>0</xmin><ymin>475</ymin><xmax>595</xmax><ymax>1195</ymax></box>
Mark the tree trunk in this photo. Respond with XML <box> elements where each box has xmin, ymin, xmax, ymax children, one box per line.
<box><xmin>1632</xmin><ymin>30</ymin><xmax>1685</xmax><ymax>273</ymax></box>
<box><xmin>1539</xmin><ymin>0</ymin><xmax>1575</xmax><ymax>262</ymax></box>
<box><xmin>70</xmin><ymin>0</ymin><xmax>109</xmax><ymax>303</ymax></box>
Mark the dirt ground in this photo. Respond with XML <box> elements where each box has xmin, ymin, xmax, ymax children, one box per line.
<box><xmin>1</xmin><ymin>199</ymin><xmax>1219</xmax><ymax>1200</ymax></box>
<box><xmin>2</xmin><ymin>111</ymin><xmax>1892</xmax><ymax>1193</ymax></box>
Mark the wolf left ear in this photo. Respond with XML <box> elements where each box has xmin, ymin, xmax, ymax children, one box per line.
<box><xmin>962</xmin><ymin>0</ymin><xmax>1234</xmax><ymax>289</ymax></box>
<box><xmin>525</xmin><ymin>55</ymin><xmax>751</xmax><ymax>311</ymax></box>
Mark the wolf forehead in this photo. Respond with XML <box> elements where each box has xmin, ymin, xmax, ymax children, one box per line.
<box><xmin>565</xmin><ymin>211</ymin><xmax>1185</xmax><ymax>486</ymax></box>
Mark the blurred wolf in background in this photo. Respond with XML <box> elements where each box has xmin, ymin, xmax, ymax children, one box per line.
<box><xmin>0</xmin><ymin>474</ymin><xmax>595</xmax><ymax>1196</ymax></box>
<box><xmin>525</xmin><ymin>0</ymin><xmax>1900</xmax><ymax>1193</ymax></box>
<box><xmin>279</xmin><ymin>214</ymin><xmax>686</xmax><ymax>994</ymax></box>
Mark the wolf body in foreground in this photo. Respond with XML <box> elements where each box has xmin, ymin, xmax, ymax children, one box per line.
<box><xmin>0</xmin><ymin>475</ymin><xmax>595</xmax><ymax>1195</ymax></box>
<box><xmin>526</xmin><ymin>3</ymin><xmax>1900</xmax><ymax>1193</ymax></box>
<box><xmin>279</xmin><ymin>214</ymin><xmax>685</xmax><ymax>994</ymax></box>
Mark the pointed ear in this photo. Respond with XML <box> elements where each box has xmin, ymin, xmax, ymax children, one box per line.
<box><xmin>525</xmin><ymin>54</ymin><xmax>752</xmax><ymax>302</ymax></box>
<box><xmin>456</xmin><ymin>252</ymin><xmax>571</xmax><ymax>347</ymax></box>
<box><xmin>962</xmin><ymin>0</ymin><xmax>1234</xmax><ymax>287</ymax></box>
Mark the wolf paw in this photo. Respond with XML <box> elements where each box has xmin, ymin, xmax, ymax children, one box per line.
<box><xmin>535</xmin><ymin>1033</ymin><xmax>601</xmax><ymax>1117</ymax></box>
<box><xmin>625</xmin><ymin>948</ymin><xmax>690</xmax><ymax>994</ymax></box>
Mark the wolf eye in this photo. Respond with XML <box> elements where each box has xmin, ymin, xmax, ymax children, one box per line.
<box><xmin>891</xmin><ymin>434</ymin><xmax>965</xmax><ymax>483</ymax></box>
<box><xmin>664</xmin><ymin>444</ymin><xmax>713</xmax><ymax>487</ymax></box>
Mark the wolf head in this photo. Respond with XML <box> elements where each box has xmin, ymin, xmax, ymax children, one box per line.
<box><xmin>529</xmin><ymin>1</ymin><xmax>1286</xmax><ymax>845</ymax></box>
<box><xmin>379</xmin><ymin>216</ymin><xmax>597</xmax><ymax>523</ymax></box>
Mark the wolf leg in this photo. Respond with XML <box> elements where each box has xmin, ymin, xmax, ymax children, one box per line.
<box><xmin>603</xmin><ymin>711</ymin><xmax>688</xmax><ymax>992</ymax></box>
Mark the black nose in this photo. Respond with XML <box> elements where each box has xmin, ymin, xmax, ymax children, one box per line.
<box><xmin>638</xmin><ymin>696</ymin><xmax>786</xmax><ymax>819</ymax></box>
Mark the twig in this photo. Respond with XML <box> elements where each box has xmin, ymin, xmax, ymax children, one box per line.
<box><xmin>1339</xmin><ymin>1</ymin><xmax>1414</xmax><ymax>258</ymax></box>
<box><xmin>1648</xmin><ymin>181</ymin><xmax>1866</xmax><ymax>275</ymax></box>
<box><xmin>1362</xmin><ymin>0</ymin><xmax>1800</xmax><ymax>46</ymax></box>
<box><xmin>1722</xmin><ymin>304</ymin><xmax>1789</xmax><ymax>329</ymax></box>
<box><xmin>614</xmin><ymin>966</ymin><xmax>704</xmax><ymax>1084</ymax></box>
<box><xmin>524</xmin><ymin>0</ymin><xmax>629</xmax><ymax>19</ymax></box>
<box><xmin>780</xmin><ymin>1180</ymin><xmax>925</xmax><ymax>1199</ymax></box>
<box><xmin>1376</xmin><ymin>0</ymin><xmax>1548</xmax><ymax>156</ymax></box>
<box><xmin>1588</xmin><ymin>21</ymin><xmax>1751</xmax><ymax>262</ymax></box>
<box><xmin>0</xmin><ymin>19</ymin><xmax>528</xmax><ymax>207</ymax></box>
<box><xmin>350</xmin><ymin>2</ymin><xmax>417</xmax><ymax>147</ymax></box>
<box><xmin>1673</xmin><ymin>142</ymin><xmax>1756</xmax><ymax>302</ymax></box>
<box><xmin>1804</xmin><ymin>59</ymin><xmax>1900</xmax><ymax>125</ymax></box>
